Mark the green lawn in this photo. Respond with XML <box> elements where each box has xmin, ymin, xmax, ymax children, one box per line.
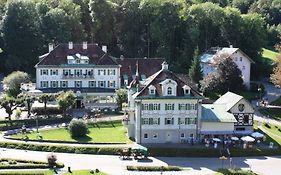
<box><xmin>63</xmin><ymin>170</ymin><xmax>107</xmax><ymax>175</ymax></box>
<box><xmin>11</xmin><ymin>121</ymin><xmax>131</xmax><ymax>143</ymax></box>
<box><xmin>254</xmin><ymin>121</ymin><xmax>281</xmax><ymax>146</ymax></box>
<box><xmin>0</xmin><ymin>170</ymin><xmax>53</xmax><ymax>175</ymax></box>
<box><xmin>262</xmin><ymin>48</ymin><xmax>279</xmax><ymax>62</ymax></box>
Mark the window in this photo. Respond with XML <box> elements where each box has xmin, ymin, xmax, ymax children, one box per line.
<box><xmin>144</xmin><ymin>133</ymin><xmax>148</xmax><ymax>139</ymax></box>
<box><xmin>165</xmin><ymin>118</ymin><xmax>174</xmax><ymax>125</ymax></box>
<box><xmin>167</xmin><ymin>87</ymin><xmax>172</xmax><ymax>95</ymax></box>
<box><xmin>178</xmin><ymin>104</ymin><xmax>187</xmax><ymax>110</ymax></box>
<box><xmin>240</xmin><ymin>57</ymin><xmax>242</xmax><ymax>61</ymax></box>
<box><xmin>242</xmin><ymin>66</ymin><xmax>245</xmax><ymax>70</ymax></box>
<box><xmin>178</xmin><ymin>118</ymin><xmax>186</xmax><ymax>125</ymax></box>
<box><xmin>108</xmin><ymin>81</ymin><xmax>115</xmax><ymax>88</ymax></box>
<box><xmin>243</xmin><ymin>115</ymin><xmax>249</xmax><ymax>124</ymax></box>
<box><xmin>142</xmin><ymin>118</ymin><xmax>149</xmax><ymax>125</ymax></box>
<box><xmin>152</xmin><ymin>118</ymin><xmax>160</xmax><ymax>125</ymax></box>
<box><xmin>180</xmin><ymin>133</ymin><xmax>185</xmax><ymax>138</ymax></box>
<box><xmin>89</xmin><ymin>81</ymin><xmax>96</xmax><ymax>88</ymax></box>
<box><xmin>108</xmin><ymin>69</ymin><xmax>116</xmax><ymax>75</ymax></box>
<box><xmin>40</xmin><ymin>69</ymin><xmax>48</xmax><ymax>75</ymax></box>
<box><xmin>50</xmin><ymin>70</ymin><xmax>58</xmax><ymax>76</ymax></box>
<box><xmin>40</xmin><ymin>81</ymin><xmax>48</xmax><ymax>88</ymax></box>
<box><xmin>153</xmin><ymin>104</ymin><xmax>160</xmax><ymax>110</ymax></box>
<box><xmin>75</xmin><ymin>81</ymin><xmax>82</xmax><ymax>88</ymax></box>
<box><xmin>50</xmin><ymin>81</ymin><xmax>58</xmax><ymax>88</ymax></box>
<box><xmin>98</xmin><ymin>81</ymin><xmax>106</xmax><ymax>87</ymax></box>
<box><xmin>60</xmin><ymin>81</ymin><xmax>68</xmax><ymax>88</ymax></box>
<box><xmin>152</xmin><ymin>133</ymin><xmax>158</xmax><ymax>139</ymax></box>
<box><xmin>165</xmin><ymin>104</ymin><xmax>174</xmax><ymax>110</ymax></box>
<box><xmin>187</xmin><ymin>118</ymin><xmax>197</xmax><ymax>125</ymax></box>
<box><xmin>235</xmin><ymin>57</ymin><xmax>238</xmax><ymax>61</ymax></box>
<box><xmin>150</xmin><ymin>89</ymin><xmax>155</xmax><ymax>95</ymax></box>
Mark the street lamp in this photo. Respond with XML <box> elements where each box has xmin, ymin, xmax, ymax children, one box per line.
<box><xmin>257</xmin><ymin>87</ymin><xmax>262</xmax><ymax>102</ymax></box>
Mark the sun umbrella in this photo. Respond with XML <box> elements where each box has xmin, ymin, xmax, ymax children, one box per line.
<box><xmin>231</xmin><ymin>137</ymin><xmax>239</xmax><ymax>141</ymax></box>
<box><xmin>241</xmin><ymin>136</ymin><xmax>255</xmax><ymax>142</ymax></box>
<box><xmin>212</xmin><ymin>138</ymin><xmax>221</xmax><ymax>142</ymax></box>
<box><xmin>251</xmin><ymin>132</ymin><xmax>264</xmax><ymax>138</ymax></box>
<box><xmin>132</xmin><ymin>144</ymin><xmax>148</xmax><ymax>151</ymax></box>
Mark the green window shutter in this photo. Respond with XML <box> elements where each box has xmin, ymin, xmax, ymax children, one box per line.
<box><xmin>158</xmin><ymin>104</ymin><xmax>160</xmax><ymax>110</ymax></box>
<box><xmin>172</xmin><ymin>118</ymin><xmax>174</xmax><ymax>124</ymax></box>
<box><xmin>158</xmin><ymin>118</ymin><xmax>160</xmax><ymax>125</ymax></box>
<box><xmin>149</xmin><ymin>118</ymin><xmax>153</xmax><ymax>125</ymax></box>
<box><xmin>178</xmin><ymin>118</ymin><xmax>180</xmax><ymax>125</ymax></box>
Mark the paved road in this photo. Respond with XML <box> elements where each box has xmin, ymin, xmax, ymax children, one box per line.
<box><xmin>0</xmin><ymin>148</ymin><xmax>281</xmax><ymax>175</ymax></box>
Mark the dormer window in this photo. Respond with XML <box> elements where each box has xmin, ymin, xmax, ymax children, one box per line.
<box><xmin>183</xmin><ymin>85</ymin><xmax>191</xmax><ymax>96</ymax></box>
<box><xmin>167</xmin><ymin>87</ymin><xmax>172</xmax><ymax>95</ymax></box>
<box><xmin>148</xmin><ymin>85</ymin><xmax>156</xmax><ymax>95</ymax></box>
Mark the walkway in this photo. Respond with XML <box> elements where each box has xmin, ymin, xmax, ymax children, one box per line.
<box><xmin>0</xmin><ymin>148</ymin><xmax>281</xmax><ymax>175</ymax></box>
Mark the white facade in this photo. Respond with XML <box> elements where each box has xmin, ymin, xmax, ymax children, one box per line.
<box><xmin>200</xmin><ymin>48</ymin><xmax>254</xmax><ymax>88</ymax></box>
<box><xmin>36</xmin><ymin>67</ymin><xmax>121</xmax><ymax>91</ymax></box>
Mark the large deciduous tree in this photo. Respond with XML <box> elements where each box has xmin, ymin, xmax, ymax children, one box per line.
<box><xmin>38</xmin><ymin>94</ymin><xmax>55</xmax><ymax>118</ymax></box>
<box><xmin>3</xmin><ymin>71</ymin><xmax>30</xmax><ymax>97</ymax></box>
<box><xmin>2</xmin><ymin>0</ymin><xmax>42</xmax><ymax>74</ymax></box>
<box><xmin>201</xmin><ymin>54</ymin><xmax>244</xmax><ymax>94</ymax></box>
<box><xmin>115</xmin><ymin>89</ymin><xmax>127</xmax><ymax>111</ymax></box>
<box><xmin>270</xmin><ymin>43</ymin><xmax>281</xmax><ymax>87</ymax></box>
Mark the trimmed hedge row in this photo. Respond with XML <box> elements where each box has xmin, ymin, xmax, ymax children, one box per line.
<box><xmin>127</xmin><ymin>166</ymin><xmax>181</xmax><ymax>171</ymax></box>
<box><xmin>0</xmin><ymin>158</ymin><xmax>64</xmax><ymax>169</ymax></box>
<box><xmin>149</xmin><ymin>147</ymin><xmax>281</xmax><ymax>157</ymax></box>
<box><xmin>0</xmin><ymin>117</ymin><xmax>72</xmax><ymax>131</ymax></box>
<box><xmin>0</xmin><ymin>141</ymin><xmax>281</xmax><ymax>157</ymax></box>
<box><xmin>0</xmin><ymin>142</ymin><xmax>124</xmax><ymax>155</ymax></box>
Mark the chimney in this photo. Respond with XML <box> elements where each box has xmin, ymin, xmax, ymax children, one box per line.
<box><xmin>102</xmin><ymin>45</ymin><xmax>107</xmax><ymax>53</ymax></box>
<box><xmin>68</xmin><ymin>41</ymin><xmax>73</xmax><ymax>49</ymax></box>
<box><xmin>120</xmin><ymin>55</ymin><xmax>124</xmax><ymax>60</ymax></box>
<box><xmin>230</xmin><ymin>45</ymin><xmax>233</xmax><ymax>48</ymax></box>
<box><xmin>83</xmin><ymin>41</ymin><xmax>87</xmax><ymax>50</ymax></box>
<box><xmin>48</xmin><ymin>43</ymin><xmax>54</xmax><ymax>52</ymax></box>
<box><xmin>161</xmin><ymin>61</ymin><xmax>169</xmax><ymax>70</ymax></box>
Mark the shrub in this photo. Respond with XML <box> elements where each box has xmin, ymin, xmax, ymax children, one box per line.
<box><xmin>46</xmin><ymin>153</ymin><xmax>57</xmax><ymax>167</ymax></box>
<box><xmin>8</xmin><ymin>160</ymin><xmax>17</xmax><ymax>165</ymax></box>
<box><xmin>264</xmin><ymin>123</ymin><xmax>271</xmax><ymax>129</ymax></box>
<box><xmin>31</xmin><ymin>107</ymin><xmax>62</xmax><ymax>115</ymax></box>
<box><xmin>278</xmin><ymin>128</ymin><xmax>281</xmax><ymax>132</ymax></box>
<box><xmin>68</xmin><ymin>119</ymin><xmax>88</xmax><ymax>138</ymax></box>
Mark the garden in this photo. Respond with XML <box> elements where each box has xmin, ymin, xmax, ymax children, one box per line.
<box><xmin>9</xmin><ymin>120</ymin><xmax>131</xmax><ymax>144</ymax></box>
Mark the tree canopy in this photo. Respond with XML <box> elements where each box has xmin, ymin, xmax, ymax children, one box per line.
<box><xmin>3</xmin><ymin>71</ymin><xmax>30</xmax><ymax>97</ymax></box>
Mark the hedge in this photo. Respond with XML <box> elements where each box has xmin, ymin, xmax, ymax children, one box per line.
<box><xmin>0</xmin><ymin>158</ymin><xmax>64</xmax><ymax>169</ymax></box>
<box><xmin>127</xmin><ymin>166</ymin><xmax>181</xmax><ymax>171</ymax></box>
<box><xmin>0</xmin><ymin>142</ymin><xmax>124</xmax><ymax>155</ymax></box>
<box><xmin>0</xmin><ymin>117</ymin><xmax>72</xmax><ymax>131</ymax></box>
<box><xmin>149</xmin><ymin>147</ymin><xmax>281</xmax><ymax>157</ymax></box>
<box><xmin>0</xmin><ymin>141</ymin><xmax>281</xmax><ymax>157</ymax></box>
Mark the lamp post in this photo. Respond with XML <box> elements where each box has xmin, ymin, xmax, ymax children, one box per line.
<box><xmin>257</xmin><ymin>87</ymin><xmax>262</xmax><ymax>103</ymax></box>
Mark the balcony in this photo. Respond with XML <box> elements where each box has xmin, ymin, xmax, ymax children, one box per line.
<box><xmin>62</xmin><ymin>74</ymin><xmax>94</xmax><ymax>79</ymax></box>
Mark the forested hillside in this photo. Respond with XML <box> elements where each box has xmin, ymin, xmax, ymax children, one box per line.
<box><xmin>0</xmin><ymin>0</ymin><xmax>280</xmax><ymax>77</ymax></box>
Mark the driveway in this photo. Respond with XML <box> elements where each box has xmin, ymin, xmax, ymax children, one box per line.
<box><xmin>0</xmin><ymin>148</ymin><xmax>281</xmax><ymax>175</ymax></box>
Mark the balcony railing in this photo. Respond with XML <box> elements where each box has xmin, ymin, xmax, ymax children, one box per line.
<box><xmin>62</xmin><ymin>74</ymin><xmax>94</xmax><ymax>79</ymax></box>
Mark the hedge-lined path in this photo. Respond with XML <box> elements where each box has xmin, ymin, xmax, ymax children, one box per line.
<box><xmin>0</xmin><ymin>148</ymin><xmax>281</xmax><ymax>175</ymax></box>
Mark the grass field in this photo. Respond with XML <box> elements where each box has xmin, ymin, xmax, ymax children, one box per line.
<box><xmin>0</xmin><ymin>170</ymin><xmax>53</xmax><ymax>175</ymax></box>
<box><xmin>11</xmin><ymin>121</ymin><xmax>131</xmax><ymax>143</ymax></box>
<box><xmin>262</xmin><ymin>48</ymin><xmax>279</xmax><ymax>62</ymax></box>
<box><xmin>259</xmin><ymin>107</ymin><xmax>281</xmax><ymax>121</ymax></box>
<box><xmin>254</xmin><ymin>121</ymin><xmax>281</xmax><ymax>146</ymax></box>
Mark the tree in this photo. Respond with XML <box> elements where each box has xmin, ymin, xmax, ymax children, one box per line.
<box><xmin>201</xmin><ymin>54</ymin><xmax>244</xmax><ymax>94</ymax></box>
<box><xmin>2</xmin><ymin>0</ymin><xmax>43</xmax><ymax>74</ymax></box>
<box><xmin>270</xmin><ymin>43</ymin><xmax>281</xmax><ymax>87</ymax></box>
<box><xmin>68</xmin><ymin>119</ymin><xmax>88</xmax><ymax>138</ymax></box>
<box><xmin>17</xmin><ymin>94</ymin><xmax>35</xmax><ymax>118</ymax></box>
<box><xmin>115</xmin><ymin>89</ymin><xmax>127</xmax><ymax>111</ymax></box>
<box><xmin>3</xmin><ymin>71</ymin><xmax>30</xmax><ymax>97</ymax></box>
<box><xmin>38</xmin><ymin>94</ymin><xmax>55</xmax><ymax>118</ymax></box>
<box><xmin>57</xmin><ymin>91</ymin><xmax>76</xmax><ymax>117</ymax></box>
<box><xmin>188</xmin><ymin>48</ymin><xmax>203</xmax><ymax>84</ymax></box>
<box><xmin>0</xmin><ymin>95</ymin><xmax>23</xmax><ymax>120</ymax></box>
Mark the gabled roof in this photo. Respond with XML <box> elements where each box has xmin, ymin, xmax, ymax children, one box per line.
<box><xmin>116</xmin><ymin>58</ymin><xmax>164</xmax><ymax>84</ymax></box>
<box><xmin>214</xmin><ymin>91</ymin><xmax>243</xmax><ymax>111</ymax></box>
<box><xmin>36</xmin><ymin>43</ymin><xmax>118</xmax><ymax>66</ymax></box>
<box><xmin>202</xmin><ymin>104</ymin><xmax>237</xmax><ymax>123</ymax></box>
<box><xmin>200</xmin><ymin>47</ymin><xmax>255</xmax><ymax>64</ymax></box>
<box><xmin>133</xmin><ymin>68</ymin><xmax>203</xmax><ymax>99</ymax></box>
